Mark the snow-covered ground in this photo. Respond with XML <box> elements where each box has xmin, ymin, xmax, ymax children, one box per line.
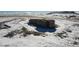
<box><xmin>0</xmin><ymin>15</ymin><xmax>79</xmax><ymax>47</ymax></box>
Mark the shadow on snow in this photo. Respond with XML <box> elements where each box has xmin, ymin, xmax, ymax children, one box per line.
<box><xmin>28</xmin><ymin>23</ymin><xmax>56</xmax><ymax>32</ymax></box>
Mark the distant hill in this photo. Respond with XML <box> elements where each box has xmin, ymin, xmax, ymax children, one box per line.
<box><xmin>46</xmin><ymin>11</ymin><xmax>79</xmax><ymax>15</ymax></box>
<box><xmin>0</xmin><ymin>11</ymin><xmax>49</xmax><ymax>16</ymax></box>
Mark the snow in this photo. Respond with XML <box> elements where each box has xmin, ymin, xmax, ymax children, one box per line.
<box><xmin>19</xmin><ymin>19</ymin><xmax>37</xmax><ymax>32</ymax></box>
<box><xmin>0</xmin><ymin>15</ymin><xmax>79</xmax><ymax>47</ymax></box>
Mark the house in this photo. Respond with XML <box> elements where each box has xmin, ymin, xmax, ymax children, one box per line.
<box><xmin>28</xmin><ymin>18</ymin><xmax>55</xmax><ymax>28</ymax></box>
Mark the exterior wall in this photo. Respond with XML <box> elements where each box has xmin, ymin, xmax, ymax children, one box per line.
<box><xmin>48</xmin><ymin>20</ymin><xmax>55</xmax><ymax>28</ymax></box>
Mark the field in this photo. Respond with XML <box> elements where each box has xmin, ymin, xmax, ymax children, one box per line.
<box><xmin>0</xmin><ymin>12</ymin><xmax>79</xmax><ymax>47</ymax></box>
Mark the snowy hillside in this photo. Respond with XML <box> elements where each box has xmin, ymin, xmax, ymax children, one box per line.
<box><xmin>0</xmin><ymin>15</ymin><xmax>79</xmax><ymax>47</ymax></box>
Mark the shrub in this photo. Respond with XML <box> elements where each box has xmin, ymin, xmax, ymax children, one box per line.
<box><xmin>4</xmin><ymin>30</ymin><xmax>21</xmax><ymax>38</ymax></box>
<box><xmin>4</xmin><ymin>31</ymin><xmax>15</xmax><ymax>38</ymax></box>
<box><xmin>73</xmin><ymin>41</ymin><xmax>78</xmax><ymax>45</ymax></box>
<box><xmin>55</xmin><ymin>31</ymin><xmax>68</xmax><ymax>39</ymax></box>
<box><xmin>21</xmin><ymin>27</ymin><xmax>28</xmax><ymax>33</ymax></box>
